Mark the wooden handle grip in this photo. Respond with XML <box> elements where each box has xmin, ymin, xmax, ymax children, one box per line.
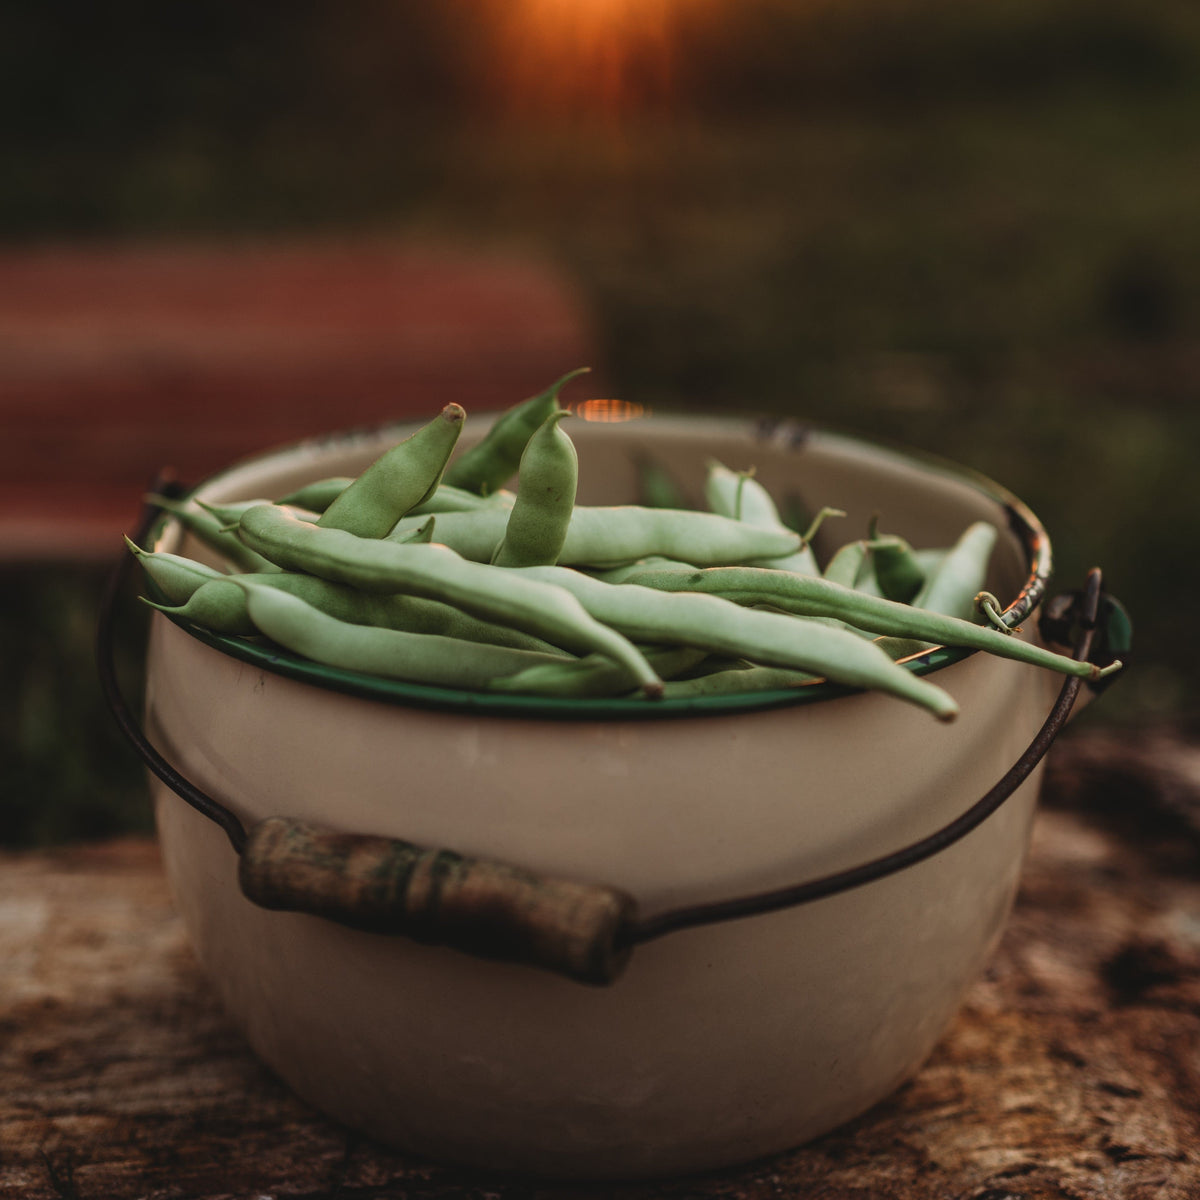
<box><xmin>238</xmin><ymin>817</ymin><xmax>636</xmax><ymax>985</ymax></box>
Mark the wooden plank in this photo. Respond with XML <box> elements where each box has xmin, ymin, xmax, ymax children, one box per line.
<box><xmin>2</xmin><ymin>729</ymin><xmax>1199</xmax><ymax>1198</ymax></box>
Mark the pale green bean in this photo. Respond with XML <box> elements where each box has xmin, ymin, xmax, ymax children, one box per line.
<box><xmin>607</xmin><ymin>561</ymin><xmax>1121</xmax><ymax>683</ymax></box>
<box><xmin>235</xmin><ymin>582</ymin><xmax>571</xmax><ymax>688</ymax></box>
<box><xmin>234</xmin><ymin>503</ymin><xmax>663</xmax><ymax>695</ymax></box>
<box><xmin>501</xmin><ymin>565</ymin><xmax>959</xmax><ymax>720</ymax></box>
<box><xmin>389</xmin><ymin>504</ymin><xmax>802</xmax><ymax>567</ymax></box>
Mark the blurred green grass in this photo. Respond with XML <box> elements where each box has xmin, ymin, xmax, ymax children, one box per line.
<box><xmin>3</xmin><ymin>0</ymin><xmax>1196</xmax><ymax>845</ymax></box>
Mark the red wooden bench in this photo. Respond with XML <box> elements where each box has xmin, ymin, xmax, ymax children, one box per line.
<box><xmin>0</xmin><ymin>240</ymin><xmax>597</xmax><ymax>559</ymax></box>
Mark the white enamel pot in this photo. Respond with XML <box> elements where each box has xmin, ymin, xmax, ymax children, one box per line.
<box><xmin>124</xmin><ymin>413</ymin><xmax>1109</xmax><ymax>1180</ymax></box>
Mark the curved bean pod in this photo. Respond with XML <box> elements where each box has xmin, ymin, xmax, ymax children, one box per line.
<box><xmin>127</xmin><ymin>539</ymin><xmax>225</xmax><ymax>601</ymax></box>
<box><xmin>234</xmin><ymin>504</ymin><xmax>663</xmax><ymax>696</ymax></box>
<box><xmin>912</xmin><ymin>521</ymin><xmax>998</xmax><ymax>620</ymax></box>
<box><xmin>273</xmin><ymin>480</ymin><xmax>514</xmax><ymax>516</ymax></box>
<box><xmin>412</xmin><ymin>485</ymin><xmax>515</xmax><ymax>515</ymax></box>
<box><xmin>142</xmin><ymin>569</ymin><xmax>561</xmax><ymax>652</ymax></box>
<box><xmin>502</xmin><ymin>566</ymin><xmax>960</xmax><ymax>720</ymax></box>
<box><xmin>234</xmin><ymin>582</ymin><xmax>571</xmax><ymax>688</ymax></box>
<box><xmin>704</xmin><ymin>461</ymin><xmax>828</xmax><ymax>575</ymax></box>
<box><xmin>491</xmin><ymin>410</ymin><xmax>578</xmax><ymax>567</ymax></box>
<box><xmin>318</xmin><ymin>403</ymin><xmax>465</xmax><ymax>537</ymax></box>
<box><xmin>490</xmin><ymin>645</ymin><xmax>708</xmax><ymax>699</ymax></box>
<box><xmin>388</xmin><ymin>504</ymin><xmax>801</xmax><ymax>567</ymax></box>
<box><xmin>274</xmin><ymin>477</ymin><xmax>353</xmax><ymax>511</ymax></box>
<box><xmin>607</xmin><ymin>561</ymin><xmax>1121</xmax><ymax>683</ymax></box>
<box><xmin>443</xmin><ymin>367</ymin><xmax>588</xmax><ymax>496</ymax></box>
<box><xmin>149</xmin><ymin>495</ymin><xmax>283</xmax><ymax>574</ymax></box>
<box><xmin>660</xmin><ymin>664</ymin><xmax>818</xmax><ymax>698</ymax></box>
<box><xmin>197</xmin><ymin>499</ymin><xmax>319</xmax><ymax>529</ymax></box>
<box><xmin>822</xmin><ymin>538</ymin><xmax>872</xmax><ymax>589</ymax></box>
<box><xmin>865</xmin><ymin>517</ymin><xmax>925</xmax><ymax>604</ymax></box>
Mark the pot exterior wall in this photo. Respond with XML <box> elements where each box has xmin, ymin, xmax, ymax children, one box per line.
<box><xmin>151</xmin><ymin>760</ymin><xmax>1041</xmax><ymax>1178</ymax></box>
<box><xmin>143</xmin><ymin>414</ymin><xmax>1059</xmax><ymax>1176</ymax></box>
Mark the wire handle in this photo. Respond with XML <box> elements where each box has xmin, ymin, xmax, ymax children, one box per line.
<box><xmin>98</xmin><ymin>492</ymin><xmax>1122</xmax><ymax>985</ymax></box>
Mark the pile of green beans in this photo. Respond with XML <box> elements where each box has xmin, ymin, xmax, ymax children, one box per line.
<box><xmin>130</xmin><ymin>371</ymin><xmax>1121</xmax><ymax>717</ymax></box>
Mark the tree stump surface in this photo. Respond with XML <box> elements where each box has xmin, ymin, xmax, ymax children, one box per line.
<box><xmin>2</xmin><ymin>726</ymin><xmax>1199</xmax><ymax>1200</ymax></box>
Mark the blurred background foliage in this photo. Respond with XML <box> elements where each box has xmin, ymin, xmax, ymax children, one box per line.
<box><xmin>3</xmin><ymin>0</ymin><xmax>1195</xmax><ymax>843</ymax></box>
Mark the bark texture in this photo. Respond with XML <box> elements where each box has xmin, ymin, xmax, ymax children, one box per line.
<box><xmin>2</xmin><ymin>725</ymin><xmax>1199</xmax><ymax>1199</ymax></box>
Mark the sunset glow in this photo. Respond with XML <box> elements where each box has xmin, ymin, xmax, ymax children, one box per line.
<box><xmin>488</xmin><ymin>0</ymin><xmax>703</xmax><ymax>114</ymax></box>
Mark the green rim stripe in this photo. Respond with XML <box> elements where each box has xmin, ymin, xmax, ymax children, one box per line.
<box><xmin>148</xmin><ymin>420</ymin><xmax>1048</xmax><ymax>722</ymax></box>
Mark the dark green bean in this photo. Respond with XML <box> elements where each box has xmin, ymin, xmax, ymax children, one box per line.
<box><xmin>443</xmin><ymin>367</ymin><xmax>588</xmax><ymax>496</ymax></box>
<box><xmin>865</xmin><ymin>517</ymin><xmax>925</xmax><ymax>604</ymax></box>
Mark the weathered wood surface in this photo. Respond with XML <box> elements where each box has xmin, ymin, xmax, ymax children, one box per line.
<box><xmin>2</xmin><ymin>726</ymin><xmax>1199</xmax><ymax>1199</ymax></box>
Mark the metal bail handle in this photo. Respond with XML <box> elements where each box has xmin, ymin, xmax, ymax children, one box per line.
<box><xmin>99</xmin><ymin>492</ymin><xmax>1122</xmax><ymax>987</ymax></box>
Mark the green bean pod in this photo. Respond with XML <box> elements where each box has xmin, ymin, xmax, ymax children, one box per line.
<box><xmin>127</xmin><ymin>539</ymin><xmax>226</xmax><ymax>601</ymax></box>
<box><xmin>318</xmin><ymin>403</ymin><xmax>465</xmax><ymax>537</ymax></box>
<box><xmin>395</xmin><ymin>516</ymin><xmax>435</xmax><ymax>544</ymax></box>
<box><xmin>388</xmin><ymin>504</ymin><xmax>802</xmax><ymax>567</ymax></box>
<box><xmin>912</xmin><ymin>521</ymin><xmax>998</xmax><ymax>620</ymax></box>
<box><xmin>490</xmin><ymin>645</ymin><xmax>708</xmax><ymax>699</ymax></box>
<box><xmin>274</xmin><ymin>477</ymin><xmax>353</xmax><ymax>511</ymax></box>
<box><xmin>503</xmin><ymin>566</ymin><xmax>960</xmax><ymax>720</ymax></box>
<box><xmin>274</xmin><ymin>479</ymin><xmax>514</xmax><ymax>516</ymax></box>
<box><xmin>443</xmin><ymin>367</ymin><xmax>588</xmax><ymax>496</ymax></box>
<box><xmin>197</xmin><ymin>499</ymin><xmax>320</xmax><ymax>529</ymax></box>
<box><xmin>141</xmin><ymin>568</ymin><xmax>560</xmax><ymax>652</ymax></box>
<box><xmin>872</xmin><ymin>636</ymin><xmax>937</xmax><ymax>660</ymax></box>
<box><xmin>149</xmin><ymin>495</ymin><xmax>284</xmax><ymax>574</ymax></box>
<box><xmin>865</xmin><ymin>518</ymin><xmax>926</xmax><ymax>604</ymax></box>
<box><xmin>233</xmin><ymin>503</ymin><xmax>663</xmax><ymax>695</ymax></box>
<box><xmin>704</xmin><ymin>461</ymin><xmax>828</xmax><ymax>575</ymax></box>
<box><xmin>233</xmin><ymin>582</ymin><xmax>571</xmax><ymax>689</ymax></box>
<box><xmin>822</xmin><ymin>538</ymin><xmax>872</xmax><ymax>589</ymax></box>
<box><xmin>660</xmin><ymin>664</ymin><xmax>818</xmax><ymax>698</ymax></box>
<box><xmin>636</xmin><ymin>456</ymin><xmax>689</xmax><ymax>510</ymax></box>
<box><xmin>812</xmin><ymin>537</ymin><xmax>878</xmax><ymax>636</ymax></box>
<box><xmin>491</xmin><ymin>410</ymin><xmax>578</xmax><ymax>567</ymax></box>
<box><xmin>411</xmin><ymin>485</ymin><xmax>516</xmax><ymax>515</ymax></box>
<box><xmin>609</xmin><ymin>561</ymin><xmax>1121</xmax><ymax>683</ymax></box>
